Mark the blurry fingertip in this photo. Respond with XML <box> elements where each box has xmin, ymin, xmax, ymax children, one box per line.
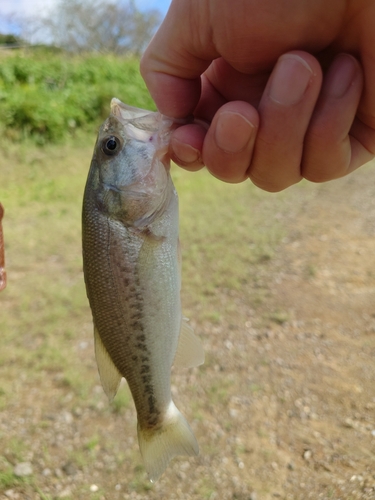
<box><xmin>193</xmin><ymin>118</ymin><xmax>210</xmax><ymax>131</ymax></box>
<box><xmin>171</xmin><ymin>138</ymin><xmax>202</xmax><ymax>166</ymax></box>
<box><xmin>269</xmin><ymin>55</ymin><xmax>313</xmax><ymax>106</ymax></box>
<box><xmin>324</xmin><ymin>54</ymin><xmax>362</xmax><ymax>99</ymax></box>
<box><xmin>214</xmin><ymin>111</ymin><xmax>255</xmax><ymax>153</ymax></box>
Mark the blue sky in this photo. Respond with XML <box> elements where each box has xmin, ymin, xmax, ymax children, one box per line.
<box><xmin>0</xmin><ymin>0</ymin><xmax>171</xmax><ymax>35</ymax></box>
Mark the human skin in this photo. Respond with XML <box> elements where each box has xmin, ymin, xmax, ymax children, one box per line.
<box><xmin>140</xmin><ymin>0</ymin><xmax>375</xmax><ymax>191</ymax></box>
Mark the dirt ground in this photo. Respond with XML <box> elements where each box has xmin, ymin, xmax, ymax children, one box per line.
<box><xmin>1</xmin><ymin>161</ymin><xmax>375</xmax><ymax>500</ymax></box>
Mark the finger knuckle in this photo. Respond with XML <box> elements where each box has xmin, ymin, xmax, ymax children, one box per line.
<box><xmin>249</xmin><ymin>172</ymin><xmax>295</xmax><ymax>192</ymax></box>
<box><xmin>302</xmin><ymin>161</ymin><xmax>343</xmax><ymax>183</ymax></box>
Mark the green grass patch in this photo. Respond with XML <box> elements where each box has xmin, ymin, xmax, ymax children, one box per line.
<box><xmin>172</xmin><ymin>166</ymin><xmax>287</xmax><ymax>319</ymax></box>
<box><xmin>111</xmin><ymin>384</ymin><xmax>131</xmax><ymax>414</ymax></box>
<box><xmin>0</xmin><ymin>123</ymin><xmax>291</xmax><ymax>497</ymax></box>
<box><xmin>0</xmin><ymin>51</ymin><xmax>154</xmax><ymax>143</ymax></box>
<box><xmin>0</xmin><ymin>139</ymin><xmax>289</xmax><ymax>408</ymax></box>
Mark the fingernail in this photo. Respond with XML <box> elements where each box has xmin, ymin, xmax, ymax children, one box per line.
<box><xmin>269</xmin><ymin>54</ymin><xmax>313</xmax><ymax>105</ymax></box>
<box><xmin>215</xmin><ymin>111</ymin><xmax>254</xmax><ymax>153</ymax></box>
<box><xmin>172</xmin><ymin>139</ymin><xmax>200</xmax><ymax>164</ymax></box>
<box><xmin>324</xmin><ymin>54</ymin><xmax>358</xmax><ymax>98</ymax></box>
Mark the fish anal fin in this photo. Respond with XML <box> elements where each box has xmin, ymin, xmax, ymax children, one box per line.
<box><xmin>94</xmin><ymin>326</ymin><xmax>122</xmax><ymax>401</ymax></box>
<box><xmin>174</xmin><ymin>318</ymin><xmax>205</xmax><ymax>369</ymax></box>
<box><xmin>137</xmin><ymin>401</ymin><xmax>199</xmax><ymax>482</ymax></box>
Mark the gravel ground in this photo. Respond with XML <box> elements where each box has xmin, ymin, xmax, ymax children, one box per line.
<box><xmin>1</xmin><ymin>162</ymin><xmax>375</xmax><ymax>500</ymax></box>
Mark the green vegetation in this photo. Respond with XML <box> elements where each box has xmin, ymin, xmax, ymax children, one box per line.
<box><xmin>0</xmin><ymin>51</ymin><xmax>292</xmax><ymax>498</ymax></box>
<box><xmin>173</xmin><ymin>167</ymin><xmax>286</xmax><ymax>321</ymax></box>
<box><xmin>0</xmin><ymin>51</ymin><xmax>154</xmax><ymax>143</ymax></box>
<box><xmin>111</xmin><ymin>384</ymin><xmax>131</xmax><ymax>414</ymax></box>
<box><xmin>1</xmin><ymin>48</ymin><xmax>374</xmax><ymax>500</ymax></box>
<box><xmin>0</xmin><ymin>34</ymin><xmax>23</xmax><ymax>46</ymax></box>
<box><xmin>0</xmin><ymin>127</ymin><xmax>288</xmax><ymax>494</ymax></box>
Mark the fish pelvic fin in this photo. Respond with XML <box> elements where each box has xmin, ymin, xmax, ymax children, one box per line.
<box><xmin>94</xmin><ymin>326</ymin><xmax>122</xmax><ymax>401</ymax></box>
<box><xmin>137</xmin><ymin>401</ymin><xmax>199</xmax><ymax>482</ymax></box>
<box><xmin>174</xmin><ymin>318</ymin><xmax>205</xmax><ymax>369</ymax></box>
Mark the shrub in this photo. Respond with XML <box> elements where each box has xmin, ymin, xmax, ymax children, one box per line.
<box><xmin>0</xmin><ymin>51</ymin><xmax>154</xmax><ymax>143</ymax></box>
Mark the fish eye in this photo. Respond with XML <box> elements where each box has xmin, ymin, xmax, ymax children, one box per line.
<box><xmin>101</xmin><ymin>136</ymin><xmax>121</xmax><ymax>156</ymax></box>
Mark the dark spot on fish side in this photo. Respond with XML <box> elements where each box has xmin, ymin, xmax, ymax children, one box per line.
<box><xmin>144</xmin><ymin>383</ymin><xmax>152</xmax><ymax>394</ymax></box>
<box><xmin>132</xmin><ymin>355</ymin><xmax>138</xmax><ymax>362</ymax></box>
<box><xmin>136</xmin><ymin>342</ymin><xmax>148</xmax><ymax>352</ymax></box>
<box><xmin>147</xmin><ymin>416</ymin><xmax>159</xmax><ymax>427</ymax></box>
<box><xmin>137</xmin><ymin>334</ymin><xmax>146</xmax><ymax>342</ymax></box>
<box><xmin>148</xmin><ymin>394</ymin><xmax>157</xmax><ymax>414</ymax></box>
<box><xmin>140</xmin><ymin>365</ymin><xmax>150</xmax><ymax>374</ymax></box>
<box><xmin>130</xmin><ymin>311</ymin><xmax>143</xmax><ymax>321</ymax></box>
<box><xmin>131</xmin><ymin>321</ymin><xmax>143</xmax><ymax>331</ymax></box>
<box><xmin>145</xmin><ymin>404</ymin><xmax>158</xmax><ymax>422</ymax></box>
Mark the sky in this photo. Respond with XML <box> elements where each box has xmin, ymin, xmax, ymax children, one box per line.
<box><xmin>0</xmin><ymin>0</ymin><xmax>171</xmax><ymax>36</ymax></box>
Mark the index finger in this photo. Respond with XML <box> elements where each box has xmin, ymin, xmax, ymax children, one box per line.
<box><xmin>140</xmin><ymin>0</ymin><xmax>218</xmax><ymax>117</ymax></box>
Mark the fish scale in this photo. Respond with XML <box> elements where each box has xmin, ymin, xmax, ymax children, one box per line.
<box><xmin>82</xmin><ymin>99</ymin><xmax>204</xmax><ymax>482</ymax></box>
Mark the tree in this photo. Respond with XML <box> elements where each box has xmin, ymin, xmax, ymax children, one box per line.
<box><xmin>22</xmin><ymin>0</ymin><xmax>161</xmax><ymax>55</ymax></box>
<box><xmin>0</xmin><ymin>34</ymin><xmax>22</xmax><ymax>46</ymax></box>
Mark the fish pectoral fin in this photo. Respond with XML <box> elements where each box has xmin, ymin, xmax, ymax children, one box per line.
<box><xmin>137</xmin><ymin>401</ymin><xmax>199</xmax><ymax>482</ymax></box>
<box><xmin>94</xmin><ymin>326</ymin><xmax>122</xmax><ymax>402</ymax></box>
<box><xmin>174</xmin><ymin>318</ymin><xmax>205</xmax><ymax>369</ymax></box>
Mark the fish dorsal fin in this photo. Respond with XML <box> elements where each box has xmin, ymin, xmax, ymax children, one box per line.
<box><xmin>94</xmin><ymin>326</ymin><xmax>122</xmax><ymax>402</ymax></box>
<box><xmin>174</xmin><ymin>318</ymin><xmax>205</xmax><ymax>369</ymax></box>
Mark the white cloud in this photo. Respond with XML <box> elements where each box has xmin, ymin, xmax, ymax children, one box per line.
<box><xmin>0</xmin><ymin>0</ymin><xmax>170</xmax><ymax>35</ymax></box>
<box><xmin>1</xmin><ymin>0</ymin><xmax>57</xmax><ymax>16</ymax></box>
<box><xmin>0</xmin><ymin>0</ymin><xmax>58</xmax><ymax>37</ymax></box>
<box><xmin>0</xmin><ymin>0</ymin><xmax>170</xmax><ymax>16</ymax></box>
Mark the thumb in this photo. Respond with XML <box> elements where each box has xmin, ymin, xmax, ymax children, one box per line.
<box><xmin>140</xmin><ymin>0</ymin><xmax>217</xmax><ymax>118</ymax></box>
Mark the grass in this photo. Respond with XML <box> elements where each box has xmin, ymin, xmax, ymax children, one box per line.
<box><xmin>0</xmin><ymin>131</ymin><xmax>288</xmax><ymax>388</ymax></box>
<box><xmin>0</xmin><ymin>51</ymin><xmax>154</xmax><ymax>143</ymax></box>
<box><xmin>2</xmin><ymin>123</ymin><xmax>373</xmax><ymax>500</ymax></box>
<box><xmin>1</xmin><ymin>47</ymin><xmax>373</xmax><ymax>499</ymax></box>
<box><xmin>0</xmin><ymin>472</ymin><xmax>19</xmax><ymax>490</ymax></box>
<box><xmin>171</xmin><ymin>167</ymin><xmax>287</xmax><ymax>323</ymax></box>
<box><xmin>0</xmin><ymin>128</ymin><xmax>290</xmax><ymax>498</ymax></box>
<box><xmin>268</xmin><ymin>309</ymin><xmax>290</xmax><ymax>325</ymax></box>
<box><xmin>111</xmin><ymin>384</ymin><xmax>131</xmax><ymax>414</ymax></box>
<box><xmin>1</xmin><ymin>136</ymin><xmax>91</xmax><ymax>390</ymax></box>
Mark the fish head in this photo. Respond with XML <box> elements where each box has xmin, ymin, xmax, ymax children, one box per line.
<box><xmin>90</xmin><ymin>99</ymin><xmax>176</xmax><ymax>227</ymax></box>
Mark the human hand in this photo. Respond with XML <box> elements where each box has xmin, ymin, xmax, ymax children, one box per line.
<box><xmin>140</xmin><ymin>0</ymin><xmax>375</xmax><ymax>191</ymax></box>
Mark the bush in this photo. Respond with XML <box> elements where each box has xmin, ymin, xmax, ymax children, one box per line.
<box><xmin>0</xmin><ymin>51</ymin><xmax>155</xmax><ymax>143</ymax></box>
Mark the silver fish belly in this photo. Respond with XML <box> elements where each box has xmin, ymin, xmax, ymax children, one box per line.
<box><xmin>82</xmin><ymin>99</ymin><xmax>204</xmax><ymax>482</ymax></box>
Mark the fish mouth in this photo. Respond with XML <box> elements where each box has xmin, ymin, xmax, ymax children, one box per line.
<box><xmin>110</xmin><ymin>98</ymin><xmax>177</xmax><ymax>171</ymax></box>
<box><xmin>110</xmin><ymin>98</ymin><xmax>162</xmax><ymax>143</ymax></box>
<box><xmin>110</xmin><ymin>98</ymin><xmax>183</xmax><ymax>143</ymax></box>
<box><xmin>111</xmin><ymin>98</ymin><xmax>153</xmax><ymax>121</ymax></box>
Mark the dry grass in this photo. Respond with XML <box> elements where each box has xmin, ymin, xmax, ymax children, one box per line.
<box><xmin>1</xmin><ymin>138</ymin><xmax>375</xmax><ymax>499</ymax></box>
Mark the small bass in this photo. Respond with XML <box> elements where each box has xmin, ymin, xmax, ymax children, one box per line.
<box><xmin>82</xmin><ymin>99</ymin><xmax>204</xmax><ymax>482</ymax></box>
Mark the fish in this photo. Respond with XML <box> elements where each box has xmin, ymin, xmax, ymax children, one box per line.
<box><xmin>82</xmin><ymin>98</ymin><xmax>204</xmax><ymax>482</ymax></box>
<box><xmin>0</xmin><ymin>203</ymin><xmax>6</xmax><ymax>291</ymax></box>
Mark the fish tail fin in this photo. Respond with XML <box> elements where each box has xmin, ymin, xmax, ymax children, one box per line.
<box><xmin>137</xmin><ymin>401</ymin><xmax>199</xmax><ymax>482</ymax></box>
